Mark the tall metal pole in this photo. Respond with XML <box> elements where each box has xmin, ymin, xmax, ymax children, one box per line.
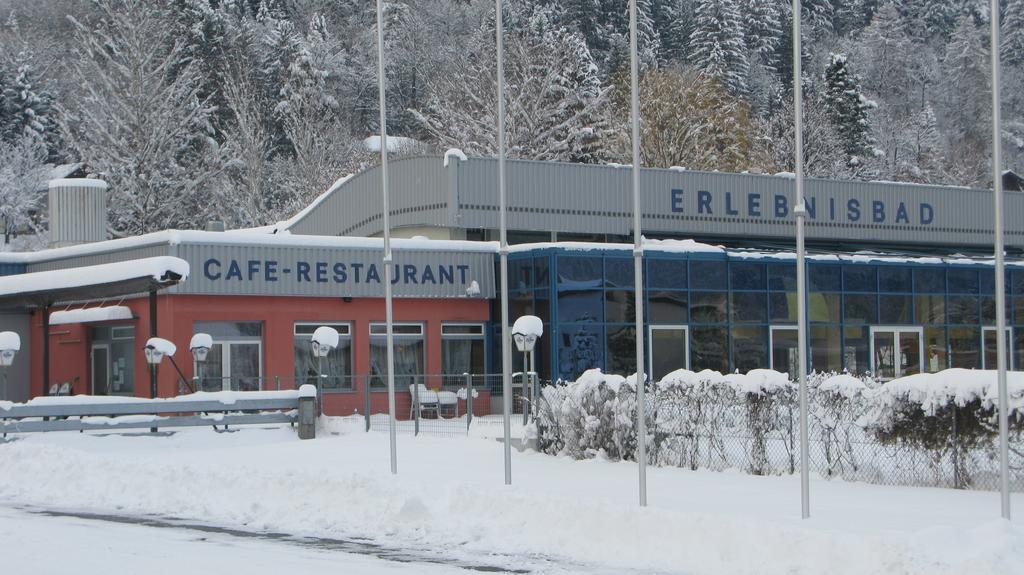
<box><xmin>376</xmin><ymin>0</ymin><xmax>398</xmax><ymax>475</ymax></box>
<box><xmin>792</xmin><ymin>0</ymin><xmax>810</xmax><ymax>520</ymax></box>
<box><xmin>497</xmin><ymin>0</ymin><xmax>513</xmax><ymax>486</ymax></box>
<box><xmin>991</xmin><ymin>0</ymin><xmax>1011</xmax><ymax>520</ymax></box>
<box><xmin>628</xmin><ymin>0</ymin><xmax>648</xmax><ymax>507</ymax></box>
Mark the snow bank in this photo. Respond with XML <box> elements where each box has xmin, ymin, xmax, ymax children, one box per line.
<box><xmin>49</xmin><ymin>306</ymin><xmax>132</xmax><ymax>326</ymax></box>
<box><xmin>0</xmin><ymin>427</ymin><xmax>1019</xmax><ymax>575</ymax></box>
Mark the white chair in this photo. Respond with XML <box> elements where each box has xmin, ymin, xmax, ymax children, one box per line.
<box><xmin>437</xmin><ymin>390</ymin><xmax>459</xmax><ymax>418</ymax></box>
<box><xmin>408</xmin><ymin>384</ymin><xmax>440</xmax><ymax>419</ymax></box>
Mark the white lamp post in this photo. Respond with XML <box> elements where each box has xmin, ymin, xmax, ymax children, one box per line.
<box><xmin>189</xmin><ymin>333</ymin><xmax>212</xmax><ymax>393</ymax></box>
<box><xmin>310</xmin><ymin>326</ymin><xmax>339</xmax><ymax>416</ymax></box>
<box><xmin>144</xmin><ymin>337</ymin><xmax>176</xmax><ymax>433</ymax></box>
<box><xmin>512</xmin><ymin>315</ymin><xmax>543</xmax><ymax>424</ymax></box>
<box><xmin>0</xmin><ymin>331</ymin><xmax>20</xmax><ymax>401</ymax></box>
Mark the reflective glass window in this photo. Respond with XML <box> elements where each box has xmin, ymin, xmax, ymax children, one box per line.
<box><xmin>843</xmin><ymin>265</ymin><xmax>877</xmax><ymax>292</ymax></box>
<box><xmin>605</xmin><ymin>258</ymin><xmax>634</xmax><ymax>288</ymax></box>
<box><xmin>732</xmin><ymin>326</ymin><xmax>768</xmax><ymax>372</ymax></box>
<box><xmin>557</xmin><ymin>256</ymin><xmax>602</xmax><ymax>284</ymax></box>
<box><xmin>770</xmin><ymin>292</ymin><xmax>798</xmax><ymax>322</ymax></box>
<box><xmin>606</xmin><ymin>326</ymin><xmax>636</xmax><ymax>375</ymax></box>
<box><xmin>557</xmin><ymin>290</ymin><xmax>602</xmax><ymax>323</ymax></box>
<box><xmin>768</xmin><ymin>263</ymin><xmax>797</xmax><ymax>291</ymax></box>
<box><xmin>809</xmin><ymin>265</ymin><xmax>841</xmax><ymax>291</ymax></box>
<box><xmin>605</xmin><ymin>290</ymin><xmax>636</xmax><ymax>323</ymax></box>
<box><xmin>690</xmin><ymin>261</ymin><xmax>727</xmax><ymax>290</ymax></box>
<box><xmin>947</xmin><ymin>296</ymin><xmax>979</xmax><ymax>324</ymax></box>
<box><xmin>878</xmin><ymin>267</ymin><xmax>912</xmax><ymax>292</ymax></box>
<box><xmin>915</xmin><ymin>294</ymin><xmax>945</xmax><ymax>324</ymax></box>
<box><xmin>809</xmin><ymin>293</ymin><xmax>842</xmax><ymax>323</ymax></box>
<box><xmin>924</xmin><ymin>327</ymin><xmax>947</xmax><ymax>372</ymax></box>
<box><xmin>510</xmin><ymin>290</ymin><xmax>534</xmax><ymax>318</ymax></box>
<box><xmin>981</xmin><ymin>296</ymin><xmax>1011</xmax><ymax>324</ymax></box>
<box><xmin>879</xmin><ymin>295</ymin><xmax>912</xmax><ymax>324</ymax></box>
<box><xmin>810</xmin><ymin>325</ymin><xmax>842</xmax><ymax>373</ymax></box>
<box><xmin>690</xmin><ymin>326</ymin><xmax>728</xmax><ymax>372</ymax></box>
<box><xmin>647</xmin><ymin>291</ymin><xmax>688</xmax><ymax>324</ymax></box>
<box><xmin>730</xmin><ymin>262</ymin><xmax>766</xmax><ymax>290</ymax></box>
<box><xmin>913</xmin><ymin>268</ymin><xmax>946</xmax><ymax>293</ymax></box>
<box><xmin>730</xmin><ymin>292</ymin><xmax>767</xmax><ymax>323</ymax></box>
<box><xmin>534</xmin><ymin>257</ymin><xmax>550</xmax><ymax>287</ymax></box>
<box><xmin>949</xmin><ymin>327</ymin><xmax>980</xmax><ymax>368</ymax></box>
<box><xmin>294</xmin><ymin>322</ymin><xmax>352</xmax><ymax>391</ymax></box>
<box><xmin>509</xmin><ymin>259</ymin><xmax>533</xmax><ymax>290</ymax></box>
<box><xmin>557</xmin><ymin>325</ymin><xmax>604</xmax><ymax>379</ymax></box>
<box><xmin>647</xmin><ymin>259</ymin><xmax>687</xmax><ymax>289</ymax></box>
<box><xmin>843</xmin><ymin>327</ymin><xmax>869</xmax><ymax>375</ymax></box>
<box><xmin>844</xmin><ymin>294</ymin><xmax>877</xmax><ymax>324</ymax></box>
<box><xmin>979</xmin><ymin>269</ymin><xmax>1009</xmax><ymax>294</ymax></box>
<box><xmin>1012</xmin><ymin>270</ymin><xmax>1024</xmax><ymax>294</ymax></box>
<box><xmin>947</xmin><ymin>269</ymin><xmax>979</xmax><ymax>294</ymax></box>
<box><xmin>690</xmin><ymin>292</ymin><xmax>727</xmax><ymax>323</ymax></box>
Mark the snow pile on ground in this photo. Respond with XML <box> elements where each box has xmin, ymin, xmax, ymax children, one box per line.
<box><xmin>817</xmin><ymin>373</ymin><xmax>869</xmax><ymax>399</ymax></box>
<box><xmin>0</xmin><ymin>425</ymin><xmax>1020</xmax><ymax>574</ymax></box>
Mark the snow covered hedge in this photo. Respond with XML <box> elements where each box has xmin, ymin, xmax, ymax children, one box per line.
<box><xmin>535</xmin><ymin>368</ymin><xmax>1024</xmax><ymax>489</ymax></box>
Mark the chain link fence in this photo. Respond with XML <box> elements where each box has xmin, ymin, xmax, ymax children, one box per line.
<box><xmin>535</xmin><ymin>371</ymin><xmax>1024</xmax><ymax>492</ymax></box>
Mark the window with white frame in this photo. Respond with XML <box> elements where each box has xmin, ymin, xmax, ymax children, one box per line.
<box><xmin>294</xmin><ymin>322</ymin><xmax>353</xmax><ymax>391</ymax></box>
<box><xmin>441</xmin><ymin>323</ymin><xmax>485</xmax><ymax>376</ymax></box>
<box><xmin>369</xmin><ymin>323</ymin><xmax>424</xmax><ymax>389</ymax></box>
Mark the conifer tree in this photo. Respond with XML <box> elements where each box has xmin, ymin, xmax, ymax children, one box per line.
<box><xmin>822</xmin><ymin>54</ymin><xmax>875</xmax><ymax>162</ymax></box>
<box><xmin>1003</xmin><ymin>0</ymin><xmax>1024</xmax><ymax>65</ymax></box>
<box><xmin>690</xmin><ymin>0</ymin><xmax>748</xmax><ymax>94</ymax></box>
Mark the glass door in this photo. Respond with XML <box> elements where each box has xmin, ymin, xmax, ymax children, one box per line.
<box><xmin>205</xmin><ymin>341</ymin><xmax>262</xmax><ymax>391</ymax></box>
<box><xmin>648</xmin><ymin>326</ymin><xmax>688</xmax><ymax>382</ymax></box>
<box><xmin>91</xmin><ymin>344</ymin><xmax>110</xmax><ymax>395</ymax></box>
<box><xmin>871</xmin><ymin>327</ymin><xmax>923</xmax><ymax>380</ymax></box>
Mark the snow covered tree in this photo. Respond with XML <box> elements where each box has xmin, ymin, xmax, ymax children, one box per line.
<box><xmin>0</xmin><ymin>54</ymin><xmax>59</xmax><ymax>161</ymax></box>
<box><xmin>0</xmin><ymin>133</ymin><xmax>48</xmax><ymax>245</ymax></box>
<box><xmin>651</xmin><ymin>0</ymin><xmax>693</xmax><ymax>64</ymax></box>
<box><xmin>413</xmin><ymin>1</ymin><xmax>609</xmax><ymax>163</ymax></box>
<box><xmin>60</xmin><ymin>0</ymin><xmax>226</xmax><ymax>235</ymax></box>
<box><xmin>690</xmin><ymin>0</ymin><xmax>748</xmax><ymax>94</ymax></box>
<box><xmin>822</xmin><ymin>54</ymin><xmax>875</xmax><ymax>163</ymax></box>
<box><xmin>938</xmin><ymin>12</ymin><xmax>990</xmax><ymax>185</ymax></box>
<box><xmin>802</xmin><ymin>0</ymin><xmax>835</xmax><ymax>38</ymax></box>
<box><xmin>765</xmin><ymin>85</ymin><xmax>848</xmax><ymax>178</ymax></box>
<box><xmin>742</xmin><ymin>0</ymin><xmax>782</xmax><ymax>71</ymax></box>
<box><xmin>1003</xmin><ymin>0</ymin><xmax>1024</xmax><ymax>65</ymax></box>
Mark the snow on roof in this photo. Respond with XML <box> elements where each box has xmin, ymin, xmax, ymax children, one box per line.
<box><xmin>0</xmin><ymin>256</ymin><xmax>189</xmax><ymax>297</ymax></box>
<box><xmin>49</xmin><ymin>305</ymin><xmax>133</xmax><ymax>326</ymax></box>
<box><xmin>46</xmin><ymin>163</ymin><xmax>84</xmax><ymax>181</ymax></box>
<box><xmin>363</xmin><ymin>135</ymin><xmax>419</xmax><ymax>152</ymax></box>
<box><xmin>48</xmin><ymin>178</ymin><xmax>107</xmax><ymax>189</ymax></box>
<box><xmin>0</xmin><ymin>331</ymin><xmax>20</xmax><ymax>351</ymax></box>
<box><xmin>443</xmin><ymin>148</ymin><xmax>467</xmax><ymax>167</ymax></box>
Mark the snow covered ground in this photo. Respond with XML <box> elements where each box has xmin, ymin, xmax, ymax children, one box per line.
<box><xmin>0</xmin><ymin>419</ymin><xmax>1021</xmax><ymax>574</ymax></box>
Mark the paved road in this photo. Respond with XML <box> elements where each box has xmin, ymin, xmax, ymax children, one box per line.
<box><xmin>0</xmin><ymin>506</ymin><xmax>672</xmax><ymax>575</ymax></box>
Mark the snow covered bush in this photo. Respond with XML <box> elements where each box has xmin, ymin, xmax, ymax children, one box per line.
<box><xmin>864</xmin><ymin>369</ymin><xmax>1024</xmax><ymax>488</ymax></box>
<box><xmin>810</xmin><ymin>373</ymin><xmax>871</xmax><ymax>477</ymax></box>
<box><xmin>535</xmin><ymin>370</ymin><xmax>638</xmax><ymax>461</ymax></box>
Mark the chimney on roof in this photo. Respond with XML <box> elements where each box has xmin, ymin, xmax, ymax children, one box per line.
<box><xmin>48</xmin><ymin>178</ymin><xmax>108</xmax><ymax>248</ymax></box>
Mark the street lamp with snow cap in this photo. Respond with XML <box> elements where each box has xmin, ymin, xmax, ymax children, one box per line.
<box><xmin>310</xmin><ymin>326</ymin><xmax>338</xmax><ymax>415</ymax></box>
<box><xmin>511</xmin><ymin>316</ymin><xmax>543</xmax><ymax>423</ymax></box>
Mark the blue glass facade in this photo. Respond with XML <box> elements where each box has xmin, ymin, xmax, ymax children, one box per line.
<box><xmin>494</xmin><ymin>247</ymin><xmax>1024</xmax><ymax>382</ymax></box>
